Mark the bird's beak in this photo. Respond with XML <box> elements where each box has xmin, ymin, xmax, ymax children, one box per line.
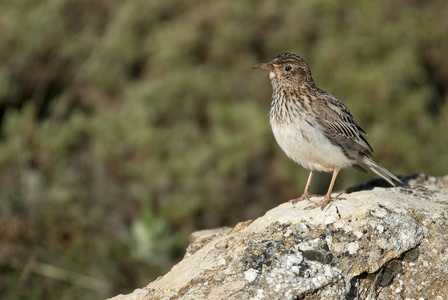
<box><xmin>252</xmin><ymin>62</ymin><xmax>274</xmax><ymax>71</ymax></box>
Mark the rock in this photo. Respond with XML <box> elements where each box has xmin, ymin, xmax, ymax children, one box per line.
<box><xmin>108</xmin><ymin>174</ymin><xmax>448</xmax><ymax>300</ymax></box>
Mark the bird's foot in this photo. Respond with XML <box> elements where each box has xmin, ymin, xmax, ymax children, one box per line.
<box><xmin>289</xmin><ymin>192</ymin><xmax>321</xmax><ymax>204</ymax></box>
<box><xmin>304</xmin><ymin>195</ymin><xmax>345</xmax><ymax>210</ymax></box>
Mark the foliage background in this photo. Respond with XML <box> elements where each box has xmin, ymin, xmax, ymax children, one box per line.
<box><xmin>0</xmin><ymin>0</ymin><xmax>447</xmax><ymax>299</ymax></box>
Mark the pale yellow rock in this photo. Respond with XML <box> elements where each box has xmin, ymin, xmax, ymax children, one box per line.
<box><xmin>108</xmin><ymin>174</ymin><xmax>448</xmax><ymax>300</ymax></box>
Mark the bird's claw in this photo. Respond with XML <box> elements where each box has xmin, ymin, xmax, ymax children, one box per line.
<box><xmin>289</xmin><ymin>192</ymin><xmax>320</xmax><ymax>204</ymax></box>
<box><xmin>304</xmin><ymin>196</ymin><xmax>345</xmax><ymax>210</ymax></box>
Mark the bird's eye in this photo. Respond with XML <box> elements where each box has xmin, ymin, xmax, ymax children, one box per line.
<box><xmin>284</xmin><ymin>65</ymin><xmax>292</xmax><ymax>71</ymax></box>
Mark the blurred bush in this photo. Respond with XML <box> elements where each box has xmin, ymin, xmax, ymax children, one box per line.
<box><xmin>0</xmin><ymin>0</ymin><xmax>447</xmax><ymax>299</ymax></box>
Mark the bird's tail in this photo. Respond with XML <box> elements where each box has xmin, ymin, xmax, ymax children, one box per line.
<box><xmin>362</xmin><ymin>157</ymin><xmax>403</xmax><ymax>186</ymax></box>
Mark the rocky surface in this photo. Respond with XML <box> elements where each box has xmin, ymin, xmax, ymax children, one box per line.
<box><xmin>109</xmin><ymin>174</ymin><xmax>448</xmax><ymax>300</ymax></box>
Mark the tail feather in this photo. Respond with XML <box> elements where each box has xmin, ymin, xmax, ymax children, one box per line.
<box><xmin>362</xmin><ymin>157</ymin><xmax>403</xmax><ymax>186</ymax></box>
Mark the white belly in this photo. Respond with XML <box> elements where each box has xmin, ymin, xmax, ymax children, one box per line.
<box><xmin>270</xmin><ymin>119</ymin><xmax>353</xmax><ymax>172</ymax></box>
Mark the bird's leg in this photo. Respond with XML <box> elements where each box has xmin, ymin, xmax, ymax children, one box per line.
<box><xmin>305</xmin><ymin>168</ymin><xmax>344</xmax><ymax>210</ymax></box>
<box><xmin>289</xmin><ymin>171</ymin><xmax>320</xmax><ymax>204</ymax></box>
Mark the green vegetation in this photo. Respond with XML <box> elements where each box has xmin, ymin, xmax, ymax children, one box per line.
<box><xmin>0</xmin><ymin>0</ymin><xmax>447</xmax><ymax>299</ymax></box>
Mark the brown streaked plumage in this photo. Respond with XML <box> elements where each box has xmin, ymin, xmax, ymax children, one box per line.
<box><xmin>253</xmin><ymin>53</ymin><xmax>402</xmax><ymax>210</ymax></box>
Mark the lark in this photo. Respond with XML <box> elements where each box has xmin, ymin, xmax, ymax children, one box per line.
<box><xmin>253</xmin><ymin>53</ymin><xmax>402</xmax><ymax>209</ymax></box>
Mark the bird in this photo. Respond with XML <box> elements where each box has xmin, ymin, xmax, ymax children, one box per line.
<box><xmin>252</xmin><ymin>53</ymin><xmax>402</xmax><ymax>210</ymax></box>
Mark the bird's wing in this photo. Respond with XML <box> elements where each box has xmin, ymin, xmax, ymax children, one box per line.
<box><xmin>315</xmin><ymin>92</ymin><xmax>373</xmax><ymax>157</ymax></box>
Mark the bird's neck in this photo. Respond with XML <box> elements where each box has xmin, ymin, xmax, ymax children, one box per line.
<box><xmin>270</xmin><ymin>86</ymin><xmax>301</xmax><ymax>125</ymax></box>
<box><xmin>269</xmin><ymin>80</ymin><xmax>318</xmax><ymax>125</ymax></box>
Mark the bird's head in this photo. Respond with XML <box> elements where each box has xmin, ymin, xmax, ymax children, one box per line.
<box><xmin>252</xmin><ymin>53</ymin><xmax>313</xmax><ymax>88</ymax></box>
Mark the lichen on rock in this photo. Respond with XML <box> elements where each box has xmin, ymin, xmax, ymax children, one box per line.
<box><xmin>109</xmin><ymin>174</ymin><xmax>448</xmax><ymax>300</ymax></box>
